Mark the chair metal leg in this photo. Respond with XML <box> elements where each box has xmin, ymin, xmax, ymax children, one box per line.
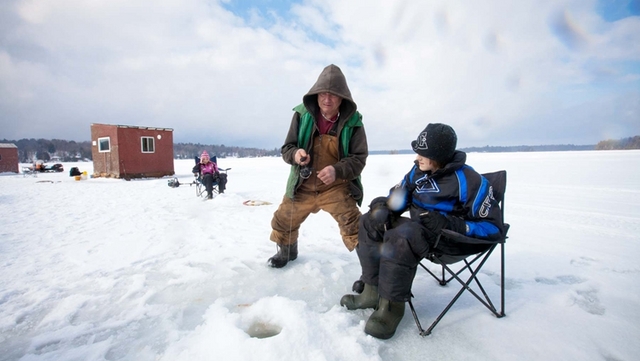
<box><xmin>441</xmin><ymin>252</ymin><xmax>485</xmax><ymax>284</ymax></box>
<box><xmin>500</xmin><ymin>242</ymin><xmax>505</xmax><ymax>317</ymax></box>
<box><xmin>419</xmin><ymin>262</ymin><xmax>442</xmax><ymax>284</ymax></box>
<box><xmin>408</xmin><ymin>298</ymin><xmax>427</xmax><ymax>335</ymax></box>
<box><xmin>441</xmin><ymin>249</ymin><xmax>502</xmax><ymax>317</ymax></box>
<box><xmin>412</xmin><ymin>244</ymin><xmax>505</xmax><ymax>336</ymax></box>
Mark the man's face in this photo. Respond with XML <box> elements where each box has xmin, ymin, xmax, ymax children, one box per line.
<box><xmin>317</xmin><ymin>92</ymin><xmax>342</xmax><ymax>117</ymax></box>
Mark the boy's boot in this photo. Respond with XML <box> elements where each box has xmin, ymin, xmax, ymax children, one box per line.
<box><xmin>340</xmin><ymin>283</ymin><xmax>378</xmax><ymax>310</ymax></box>
<box><xmin>267</xmin><ymin>242</ymin><xmax>298</xmax><ymax>268</ymax></box>
<box><xmin>364</xmin><ymin>297</ymin><xmax>405</xmax><ymax>339</ymax></box>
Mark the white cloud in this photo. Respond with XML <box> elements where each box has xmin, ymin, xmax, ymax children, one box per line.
<box><xmin>0</xmin><ymin>0</ymin><xmax>638</xmax><ymax>149</ymax></box>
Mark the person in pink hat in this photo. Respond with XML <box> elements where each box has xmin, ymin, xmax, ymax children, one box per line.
<box><xmin>192</xmin><ymin>151</ymin><xmax>225</xmax><ymax>198</ymax></box>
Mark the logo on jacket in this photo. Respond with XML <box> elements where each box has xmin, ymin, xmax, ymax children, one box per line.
<box><xmin>415</xmin><ymin>175</ymin><xmax>439</xmax><ymax>193</ymax></box>
<box><xmin>479</xmin><ymin>186</ymin><xmax>494</xmax><ymax>217</ymax></box>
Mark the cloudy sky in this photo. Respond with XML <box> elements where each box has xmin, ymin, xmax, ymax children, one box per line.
<box><xmin>1</xmin><ymin>0</ymin><xmax>639</xmax><ymax>150</ymax></box>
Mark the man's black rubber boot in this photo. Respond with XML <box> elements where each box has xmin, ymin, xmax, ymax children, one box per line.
<box><xmin>268</xmin><ymin>242</ymin><xmax>298</xmax><ymax>268</ymax></box>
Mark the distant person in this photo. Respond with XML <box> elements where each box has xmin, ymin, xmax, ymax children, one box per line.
<box><xmin>340</xmin><ymin>123</ymin><xmax>504</xmax><ymax>339</ymax></box>
<box><xmin>34</xmin><ymin>160</ymin><xmax>44</xmax><ymax>172</ymax></box>
<box><xmin>192</xmin><ymin>151</ymin><xmax>226</xmax><ymax>198</ymax></box>
<box><xmin>267</xmin><ymin>64</ymin><xmax>368</xmax><ymax>268</ymax></box>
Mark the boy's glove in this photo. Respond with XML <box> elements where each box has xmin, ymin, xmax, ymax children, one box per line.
<box><xmin>420</xmin><ymin>211</ymin><xmax>467</xmax><ymax>235</ymax></box>
<box><xmin>366</xmin><ymin>197</ymin><xmax>392</xmax><ymax>241</ymax></box>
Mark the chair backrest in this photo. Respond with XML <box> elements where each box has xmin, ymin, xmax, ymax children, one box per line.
<box><xmin>481</xmin><ymin>170</ymin><xmax>509</xmax><ymax>242</ymax></box>
<box><xmin>434</xmin><ymin>170</ymin><xmax>508</xmax><ymax>255</ymax></box>
<box><xmin>481</xmin><ymin>170</ymin><xmax>506</xmax><ymax>213</ymax></box>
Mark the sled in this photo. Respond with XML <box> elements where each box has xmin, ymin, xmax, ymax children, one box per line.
<box><xmin>243</xmin><ymin>200</ymin><xmax>272</xmax><ymax>206</ymax></box>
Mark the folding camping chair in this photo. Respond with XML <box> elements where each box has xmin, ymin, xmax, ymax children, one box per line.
<box><xmin>192</xmin><ymin>168</ymin><xmax>229</xmax><ymax>198</ymax></box>
<box><xmin>192</xmin><ymin>154</ymin><xmax>230</xmax><ymax>199</ymax></box>
<box><xmin>407</xmin><ymin>170</ymin><xmax>509</xmax><ymax>336</ymax></box>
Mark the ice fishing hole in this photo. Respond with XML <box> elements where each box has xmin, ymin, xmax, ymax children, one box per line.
<box><xmin>245</xmin><ymin>321</ymin><xmax>282</xmax><ymax>339</ymax></box>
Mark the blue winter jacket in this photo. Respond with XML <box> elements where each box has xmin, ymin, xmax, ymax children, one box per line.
<box><xmin>389</xmin><ymin>151</ymin><xmax>504</xmax><ymax>240</ymax></box>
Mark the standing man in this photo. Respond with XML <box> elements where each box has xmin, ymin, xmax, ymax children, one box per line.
<box><xmin>268</xmin><ymin>64</ymin><xmax>368</xmax><ymax>268</ymax></box>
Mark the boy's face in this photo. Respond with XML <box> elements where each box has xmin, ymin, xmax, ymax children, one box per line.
<box><xmin>416</xmin><ymin>155</ymin><xmax>436</xmax><ymax>172</ymax></box>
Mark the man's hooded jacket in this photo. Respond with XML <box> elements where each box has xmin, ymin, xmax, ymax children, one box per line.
<box><xmin>281</xmin><ymin>64</ymin><xmax>368</xmax><ymax>205</ymax></box>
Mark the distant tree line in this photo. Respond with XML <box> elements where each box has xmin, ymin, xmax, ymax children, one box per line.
<box><xmin>459</xmin><ymin>144</ymin><xmax>595</xmax><ymax>153</ymax></box>
<box><xmin>595</xmin><ymin>136</ymin><xmax>640</xmax><ymax>150</ymax></box>
<box><xmin>369</xmin><ymin>143</ymin><xmax>596</xmax><ymax>155</ymax></box>
<box><xmin>0</xmin><ymin>138</ymin><xmax>93</xmax><ymax>162</ymax></box>
<box><xmin>1</xmin><ymin>138</ymin><xmax>280</xmax><ymax>162</ymax></box>
<box><xmin>173</xmin><ymin>143</ymin><xmax>280</xmax><ymax>159</ymax></box>
<box><xmin>4</xmin><ymin>135</ymin><xmax>637</xmax><ymax>163</ymax></box>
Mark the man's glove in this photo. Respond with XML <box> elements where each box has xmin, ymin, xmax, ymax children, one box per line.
<box><xmin>369</xmin><ymin>196</ymin><xmax>391</xmax><ymax>231</ymax></box>
<box><xmin>420</xmin><ymin>211</ymin><xmax>467</xmax><ymax>235</ymax></box>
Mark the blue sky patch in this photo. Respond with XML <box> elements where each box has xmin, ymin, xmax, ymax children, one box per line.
<box><xmin>222</xmin><ymin>0</ymin><xmax>296</xmax><ymax>24</ymax></box>
<box><xmin>596</xmin><ymin>0</ymin><xmax>640</xmax><ymax>21</ymax></box>
<box><xmin>221</xmin><ymin>0</ymin><xmax>339</xmax><ymax>46</ymax></box>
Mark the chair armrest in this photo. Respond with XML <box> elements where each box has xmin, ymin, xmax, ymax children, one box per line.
<box><xmin>440</xmin><ymin>229</ymin><xmax>503</xmax><ymax>245</ymax></box>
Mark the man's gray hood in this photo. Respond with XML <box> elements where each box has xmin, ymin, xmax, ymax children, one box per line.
<box><xmin>302</xmin><ymin>64</ymin><xmax>357</xmax><ymax>119</ymax></box>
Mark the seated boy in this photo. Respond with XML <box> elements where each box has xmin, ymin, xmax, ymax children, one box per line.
<box><xmin>340</xmin><ymin>123</ymin><xmax>505</xmax><ymax>339</ymax></box>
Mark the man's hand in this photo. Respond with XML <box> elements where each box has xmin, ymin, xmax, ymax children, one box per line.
<box><xmin>295</xmin><ymin>149</ymin><xmax>310</xmax><ymax>165</ymax></box>
<box><xmin>317</xmin><ymin>165</ymin><xmax>336</xmax><ymax>185</ymax></box>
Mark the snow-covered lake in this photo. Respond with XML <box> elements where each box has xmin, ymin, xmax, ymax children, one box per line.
<box><xmin>1</xmin><ymin>150</ymin><xmax>639</xmax><ymax>361</ymax></box>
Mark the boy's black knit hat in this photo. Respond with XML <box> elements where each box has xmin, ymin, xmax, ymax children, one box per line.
<box><xmin>411</xmin><ymin>123</ymin><xmax>457</xmax><ymax>164</ymax></box>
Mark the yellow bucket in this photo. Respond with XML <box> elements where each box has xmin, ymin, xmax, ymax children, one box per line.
<box><xmin>74</xmin><ymin>175</ymin><xmax>82</xmax><ymax>181</ymax></box>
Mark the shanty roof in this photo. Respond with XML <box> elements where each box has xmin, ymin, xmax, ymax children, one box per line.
<box><xmin>91</xmin><ymin>123</ymin><xmax>173</xmax><ymax>131</ymax></box>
